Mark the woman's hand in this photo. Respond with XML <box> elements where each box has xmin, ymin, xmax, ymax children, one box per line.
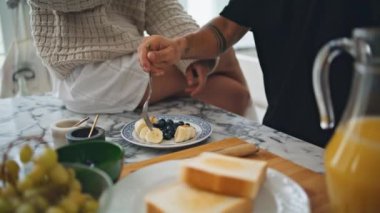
<box><xmin>138</xmin><ymin>35</ymin><xmax>184</xmax><ymax>75</ymax></box>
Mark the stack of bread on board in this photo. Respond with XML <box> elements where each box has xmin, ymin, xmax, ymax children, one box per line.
<box><xmin>145</xmin><ymin>152</ymin><xmax>268</xmax><ymax>213</ymax></box>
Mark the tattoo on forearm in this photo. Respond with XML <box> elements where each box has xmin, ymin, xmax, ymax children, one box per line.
<box><xmin>206</xmin><ymin>23</ymin><xmax>227</xmax><ymax>53</ymax></box>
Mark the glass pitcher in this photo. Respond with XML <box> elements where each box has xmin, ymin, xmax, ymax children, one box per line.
<box><xmin>313</xmin><ymin>28</ymin><xmax>380</xmax><ymax>213</ymax></box>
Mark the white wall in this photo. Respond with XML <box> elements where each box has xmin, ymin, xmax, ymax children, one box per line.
<box><xmin>237</xmin><ymin>54</ymin><xmax>267</xmax><ymax>122</ymax></box>
<box><xmin>0</xmin><ymin>16</ymin><xmax>4</xmax><ymax>67</ymax></box>
<box><xmin>178</xmin><ymin>0</ymin><xmax>254</xmax><ymax>50</ymax></box>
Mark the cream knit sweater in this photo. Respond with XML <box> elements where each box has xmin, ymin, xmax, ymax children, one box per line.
<box><xmin>28</xmin><ymin>0</ymin><xmax>198</xmax><ymax>79</ymax></box>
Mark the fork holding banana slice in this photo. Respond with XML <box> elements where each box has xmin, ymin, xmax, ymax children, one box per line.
<box><xmin>134</xmin><ymin>118</ymin><xmax>163</xmax><ymax>144</ymax></box>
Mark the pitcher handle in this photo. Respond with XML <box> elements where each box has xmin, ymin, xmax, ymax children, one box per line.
<box><xmin>312</xmin><ymin>38</ymin><xmax>355</xmax><ymax>129</ymax></box>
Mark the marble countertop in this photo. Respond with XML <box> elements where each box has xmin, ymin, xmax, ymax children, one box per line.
<box><xmin>0</xmin><ymin>94</ymin><xmax>324</xmax><ymax>173</ymax></box>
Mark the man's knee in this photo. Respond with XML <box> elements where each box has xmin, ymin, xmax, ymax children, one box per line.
<box><xmin>233</xmin><ymin>85</ymin><xmax>251</xmax><ymax>109</ymax></box>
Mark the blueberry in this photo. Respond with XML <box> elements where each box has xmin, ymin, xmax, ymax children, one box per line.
<box><xmin>167</xmin><ymin>119</ymin><xmax>174</xmax><ymax>126</ymax></box>
<box><xmin>159</xmin><ymin>126</ymin><xmax>166</xmax><ymax>132</ymax></box>
<box><xmin>157</xmin><ymin>119</ymin><xmax>166</xmax><ymax>128</ymax></box>
<box><xmin>178</xmin><ymin>121</ymin><xmax>184</xmax><ymax>125</ymax></box>
<box><xmin>174</xmin><ymin>123</ymin><xmax>180</xmax><ymax>129</ymax></box>
<box><xmin>185</xmin><ymin>123</ymin><xmax>190</xmax><ymax>126</ymax></box>
<box><xmin>165</xmin><ymin>125</ymin><xmax>175</xmax><ymax>132</ymax></box>
<box><xmin>168</xmin><ymin>130</ymin><xmax>175</xmax><ymax>138</ymax></box>
<box><xmin>163</xmin><ymin>132</ymin><xmax>171</xmax><ymax>140</ymax></box>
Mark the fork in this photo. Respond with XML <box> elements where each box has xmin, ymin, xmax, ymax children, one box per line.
<box><xmin>141</xmin><ymin>72</ymin><xmax>154</xmax><ymax>131</ymax></box>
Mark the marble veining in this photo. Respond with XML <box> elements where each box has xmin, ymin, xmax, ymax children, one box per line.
<box><xmin>0</xmin><ymin>94</ymin><xmax>324</xmax><ymax>173</ymax></box>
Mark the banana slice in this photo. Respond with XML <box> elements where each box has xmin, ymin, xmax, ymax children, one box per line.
<box><xmin>150</xmin><ymin>116</ymin><xmax>158</xmax><ymax>124</ymax></box>
<box><xmin>174</xmin><ymin>125</ymin><xmax>197</xmax><ymax>143</ymax></box>
<box><xmin>174</xmin><ymin>126</ymin><xmax>185</xmax><ymax>143</ymax></box>
<box><xmin>145</xmin><ymin>128</ymin><xmax>163</xmax><ymax>144</ymax></box>
<box><xmin>189</xmin><ymin>126</ymin><xmax>196</xmax><ymax>138</ymax></box>
<box><xmin>135</xmin><ymin>116</ymin><xmax>158</xmax><ymax>135</ymax></box>
<box><xmin>134</xmin><ymin>119</ymin><xmax>147</xmax><ymax>135</ymax></box>
<box><xmin>139</xmin><ymin>126</ymin><xmax>150</xmax><ymax>140</ymax></box>
<box><xmin>174</xmin><ymin>126</ymin><xmax>191</xmax><ymax>143</ymax></box>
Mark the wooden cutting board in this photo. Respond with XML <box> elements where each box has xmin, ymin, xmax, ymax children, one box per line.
<box><xmin>120</xmin><ymin>138</ymin><xmax>329</xmax><ymax>213</ymax></box>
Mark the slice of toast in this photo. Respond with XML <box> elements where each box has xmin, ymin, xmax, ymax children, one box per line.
<box><xmin>180</xmin><ymin>152</ymin><xmax>267</xmax><ymax>199</ymax></box>
<box><xmin>145</xmin><ymin>182</ymin><xmax>252</xmax><ymax>213</ymax></box>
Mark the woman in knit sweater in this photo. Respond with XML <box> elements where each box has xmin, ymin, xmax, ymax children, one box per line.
<box><xmin>28</xmin><ymin>0</ymin><xmax>250</xmax><ymax>115</ymax></box>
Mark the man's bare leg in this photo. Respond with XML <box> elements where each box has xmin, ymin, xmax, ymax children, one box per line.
<box><xmin>193</xmin><ymin>74</ymin><xmax>250</xmax><ymax>115</ymax></box>
<box><xmin>138</xmin><ymin>49</ymin><xmax>250</xmax><ymax>115</ymax></box>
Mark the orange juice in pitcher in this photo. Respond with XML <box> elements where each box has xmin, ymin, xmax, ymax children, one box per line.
<box><xmin>325</xmin><ymin>117</ymin><xmax>380</xmax><ymax>212</ymax></box>
<box><xmin>313</xmin><ymin>28</ymin><xmax>380</xmax><ymax>212</ymax></box>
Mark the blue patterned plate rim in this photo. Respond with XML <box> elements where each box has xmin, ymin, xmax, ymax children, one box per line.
<box><xmin>121</xmin><ymin>114</ymin><xmax>212</xmax><ymax>149</ymax></box>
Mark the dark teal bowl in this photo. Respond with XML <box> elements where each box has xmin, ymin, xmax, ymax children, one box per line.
<box><xmin>57</xmin><ymin>141</ymin><xmax>124</xmax><ymax>182</ymax></box>
<box><xmin>65</xmin><ymin>126</ymin><xmax>106</xmax><ymax>144</ymax></box>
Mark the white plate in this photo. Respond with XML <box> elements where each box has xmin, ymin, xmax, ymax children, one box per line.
<box><xmin>121</xmin><ymin>115</ymin><xmax>212</xmax><ymax>149</ymax></box>
<box><xmin>107</xmin><ymin>160</ymin><xmax>310</xmax><ymax>213</ymax></box>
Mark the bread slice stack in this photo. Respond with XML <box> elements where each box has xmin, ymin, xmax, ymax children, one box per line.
<box><xmin>181</xmin><ymin>152</ymin><xmax>268</xmax><ymax>199</ymax></box>
<box><xmin>145</xmin><ymin>152</ymin><xmax>268</xmax><ymax>213</ymax></box>
<box><xmin>146</xmin><ymin>182</ymin><xmax>253</xmax><ymax>213</ymax></box>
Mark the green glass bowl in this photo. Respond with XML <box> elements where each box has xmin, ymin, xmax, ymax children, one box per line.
<box><xmin>57</xmin><ymin>141</ymin><xmax>124</xmax><ymax>182</ymax></box>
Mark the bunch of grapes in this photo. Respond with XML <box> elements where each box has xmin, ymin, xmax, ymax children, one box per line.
<box><xmin>0</xmin><ymin>143</ymin><xmax>99</xmax><ymax>213</ymax></box>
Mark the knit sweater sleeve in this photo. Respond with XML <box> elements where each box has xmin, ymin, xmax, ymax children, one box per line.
<box><xmin>145</xmin><ymin>0</ymin><xmax>199</xmax><ymax>74</ymax></box>
<box><xmin>28</xmin><ymin>0</ymin><xmax>110</xmax><ymax>12</ymax></box>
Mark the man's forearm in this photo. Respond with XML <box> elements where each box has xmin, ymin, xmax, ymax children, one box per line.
<box><xmin>176</xmin><ymin>16</ymin><xmax>249</xmax><ymax>60</ymax></box>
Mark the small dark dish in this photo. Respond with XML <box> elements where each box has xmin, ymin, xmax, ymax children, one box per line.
<box><xmin>66</xmin><ymin>126</ymin><xmax>106</xmax><ymax>143</ymax></box>
<box><xmin>57</xmin><ymin>140</ymin><xmax>124</xmax><ymax>182</ymax></box>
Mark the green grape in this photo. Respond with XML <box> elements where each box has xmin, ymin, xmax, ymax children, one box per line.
<box><xmin>67</xmin><ymin>168</ymin><xmax>76</xmax><ymax>181</ymax></box>
<box><xmin>46</xmin><ymin>206</ymin><xmax>65</xmax><ymax>213</ymax></box>
<box><xmin>0</xmin><ymin>198</ymin><xmax>12</xmax><ymax>213</ymax></box>
<box><xmin>20</xmin><ymin>145</ymin><xmax>33</xmax><ymax>163</ymax></box>
<box><xmin>37</xmin><ymin>183</ymin><xmax>64</xmax><ymax>204</ymax></box>
<box><xmin>29</xmin><ymin>196</ymin><xmax>49</xmax><ymax>211</ymax></box>
<box><xmin>68</xmin><ymin>191</ymin><xmax>86</xmax><ymax>206</ymax></box>
<box><xmin>0</xmin><ymin>163</ymin><xmax>4</xmax><ymax>180</ymax></box>
<box><xmin>15</xmin><ymin>203</ymin><xmax>36</xmax><ymax>213</ymax></box>
<box><xmin>33</xmin><ymin>148</ymin><xmax>57</xmax><ymax>169</ymax></box>
<box><xmin>8</xmin><ymin>196</ymin><xmax>22</xmax><ymax>208</ymax></box>
<box><xmin>5</xmin><ymin>160</ymin><xmax>20</xmax><ymax>182</ymax></box>
<box><xmin>83</xmin><ymin>199</ymin><xmax>99</xmax><ymax>212</ymax></box>
<box><xmin>1</xmin><ymin>146</ymin><xmax>100</xmax><ymax>213</ymax></box>
<box><xmin>49</xmin><ymin>164</ymin><xmax>69</xmax><ymax>185</ymax></box>
<box><xmin>60</xmin><ymin>198</ymin><xmax>79</xmax><ymax>213</ymax></box>
<box><xmin>23</xmin><ymin>188</ymin><xmax>40</xmax><ymax>200</ymax></box>
<box><xmin>81</xmin><ymin>194</ymin><xmax>93</xmax><ymax>202</ymax></box>
<box><xmin>28</xmin><ymin>164</ymin><xmax>46</xmax><ymax>184</ymax></box>
<box><xmin>17</xmin><ymin>177</ymin><xmax>33</xmax><ymax>192</ymax></box>
<box><xmin>69</xmin><ymin>179</ymin><xmax>82</xmax><ymax>192</ymax></box>
<box><xmin>2</xmin><ymin>184</ymin><xmax>17</xmax><ymax>197</ymax></box>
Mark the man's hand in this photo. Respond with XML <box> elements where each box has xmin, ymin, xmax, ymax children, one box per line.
<box><xmin>185</xmin><ymin>60</ymin><xmax>215</xmax><ymax>96</ymax></box>
<box><xmin>138</xmin><ymin>35</ymin><xmax>184</xmax><ymax>75</ymax></box>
